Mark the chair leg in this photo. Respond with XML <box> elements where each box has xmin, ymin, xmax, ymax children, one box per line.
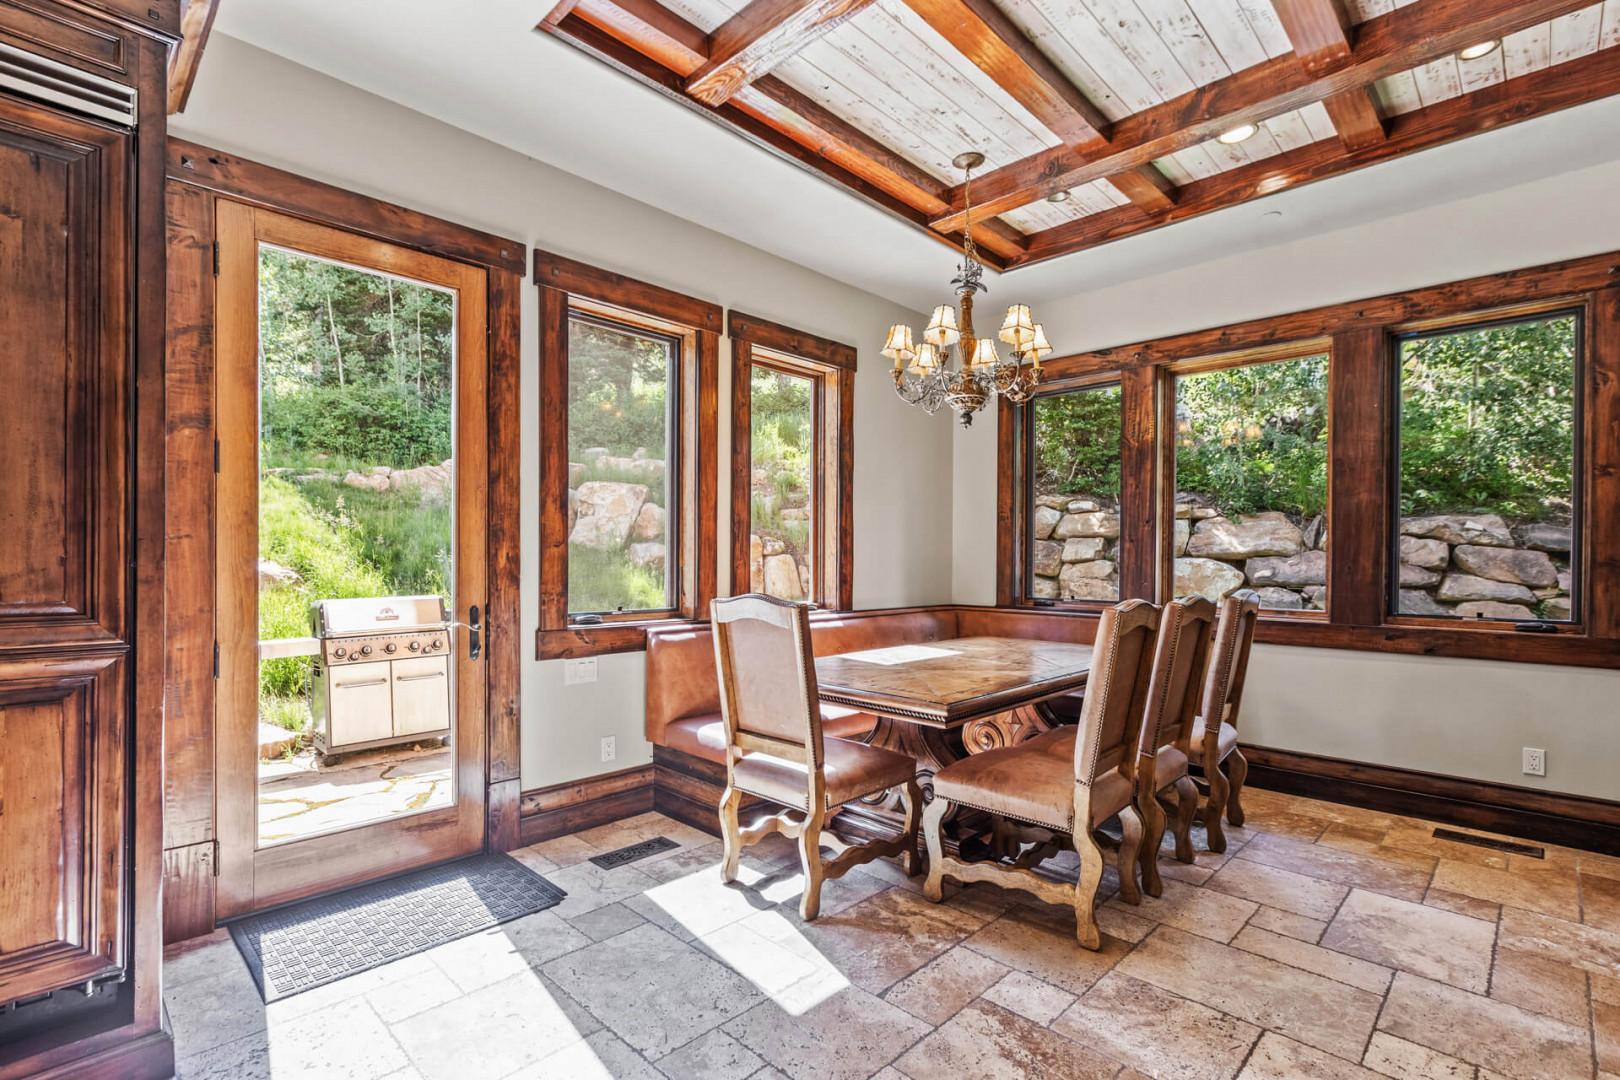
<box><xmin>798</xmin><ymin>810</ymin><xmax>827</xmax><ymax>921</ymax></box>
<box><xmin>1138</xmin><ymin>789</ymin><xmax>1166</xmax><ymax>899</ymax></box>
<box><xmin>922</xmin><ymin>797</ymin><xmax>951</xmax><ymax>902</ymax></box>
<box><xmin>718</xmin><ymin>784</ymin><xmax>742</xmax><ymax>884</ymax></box>
<box><xmin>1204</xmin><ymin>753</ymin><xmax>1230</xmax><ymax>855</ymax></box>
<box><xmin>1073</xmin><ymin>826</ymin><xmax>1105</xmax><ymax>951</ymax></box>
<box><xmin>898</xmin><ymin>780</ymin><xmax>924</xmax><ymax>877</ymax></box>
<box><xmin>1225</xmin><ymin>749</ymin><xmax>1249</xmax><ymax>827</ymax></box>
<box><xmin>1172</xmin><ymin>776</ymin><xmax>1198</xmax><ymax>864</ymax></box>
<box><xmin>1116</xmin><ymin>805</ymin><xmax>1143</xmax><ymax>906</ymax></box>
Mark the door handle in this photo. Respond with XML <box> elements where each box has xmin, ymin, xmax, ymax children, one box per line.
<box><xmin>468</xmin><ymin>604</ymin><xmax>481</xmax><ymax>661</ymax></box>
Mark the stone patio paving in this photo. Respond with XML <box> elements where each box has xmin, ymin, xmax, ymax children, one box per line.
<box><xmin>257</xmin><ymin>743</ymin><xmax>451</xmax><ymax>845</ymax></box>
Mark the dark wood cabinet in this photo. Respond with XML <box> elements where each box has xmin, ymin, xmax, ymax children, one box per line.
<box><xmin>0</xmin><ymin>1</ymin><xmax>174</xmax><ymax>1076</ymax></box>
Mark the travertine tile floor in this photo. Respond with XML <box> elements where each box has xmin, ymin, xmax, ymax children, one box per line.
<box><xmin>165</xmin><ymin>789</ymin><xmax>1620</xmax><ymax>1079</ymax></box>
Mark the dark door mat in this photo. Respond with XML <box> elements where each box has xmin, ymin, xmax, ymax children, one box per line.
<box><xmin>590</xmin><ymin>836</ymin><xmax>680</xmax><ymax>869</ymax></box>
<box><xmin>227</xmin><ymin>852</ymin><xmax>566</xmax><ymax>1003</ymax></box>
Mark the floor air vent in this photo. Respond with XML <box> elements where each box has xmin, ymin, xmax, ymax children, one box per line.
<box><xmin>0</xmin><ymin>42</ymin><xmax>137</xmax><ymax>127</ymax></box>
<box><xmin>590</xmin><ymin>836</ymin><xmax>679</xmax><ymax>869</ymax></box>
<box><xmin>1432</xmin><ymin>827</ymin><xmax>1544</xmax><ymax>859</ymax></box>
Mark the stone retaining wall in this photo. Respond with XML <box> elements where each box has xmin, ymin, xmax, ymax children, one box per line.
<box><xmin>1033</xmin><ymin>492</ymin><xmax>1571</xmax><ymax>619</ymax></box>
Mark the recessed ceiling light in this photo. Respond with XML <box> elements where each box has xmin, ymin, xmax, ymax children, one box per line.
<box><xmin>1458</xmin><ymin>40</ymin><xmax>1500</xmax><ymax>61</ymax></box>
<box><xmin>1217</xmin><ymin>123</ymin><xmax>1258</xmax><ymax>145</ymax></box>
<box><xmin>1047</xmin><ymin>190</ymin><xmax>1071</xmax><ymax>203</ymax></box>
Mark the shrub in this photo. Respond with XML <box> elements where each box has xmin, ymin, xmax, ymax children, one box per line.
<box><xmin>263</xmin><ymin>384</ymin><xmax>450</xmax><ymax>469</ymax></box>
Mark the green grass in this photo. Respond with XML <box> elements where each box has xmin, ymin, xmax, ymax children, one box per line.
<box><xmin>261</xmin><ymin>693</ymin><xmax>311</xmax><ymax>734</ymax></box>
<box><xmin>568</xmin><ymin>545</ymin><xmax>667</xmax><ymax>614</ymax></box>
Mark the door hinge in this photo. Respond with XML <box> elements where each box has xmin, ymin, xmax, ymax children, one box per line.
<box><xmin>213</xmin><ymin>641</ymin><xmax>220</xmax><ymax>678</ymax></box>
<box><xmin>213</xmin><ymin>436</ymin><xmax>220</xmax><ymax>473</ymax></box>
<box><xmin>212</xmin><ymin>240</ymin><xmax>220</xmax><ymax>277</ymax></box>
<box><xmin>211</xmin><ymin>839</ymin><xmax>221</xmax><ymax>877</ymax></box>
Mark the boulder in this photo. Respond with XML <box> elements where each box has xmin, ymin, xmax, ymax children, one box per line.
<box><xmin>581</xmin><ymin>447</ymin><xmax>609</xmax><ymax>464</ymax></box>
<box><xmin>1455</xmin><ymin>601</ymin><xmax>1536</xmax><ymax>620</ymax></box>
<box><xmin>1253</xmin><ymin>587</ymin><xmax>1303</xmax><ymax>610</ymax></box>
<box><xmin>1398</xmin><ymin>563</ymin><xmax>1443</xmax><ymax>588</ymax></box>
<box><xmin>1398</xmin><ymin>536</ymin><xmax>1450</xmax><ymax>571</ymax></box>
<box><xmin>1066</xmin><ymin>498</ymin><xmax>1102</xmax><ymax>513</ymax></box>
<box><xmin>1060</xmin><ymin>572</ymin><xmax>1118</xmax><ymax>601</ymax></box>
<box><xmin>1436</xmin><ymin>573</ymin><xmax>1536</xmax><ymax>605</ymax></box>
<box><xmin>390</xmin><ymin>461</ymin><xmax>452</xmax><ymax>500</ymax></box>
<box><xmin>568</xmin><ymin>481</ymin><xmax>647</xmax><ymax>550</ymax></box>
<box><xmin>1302</xmin><ymin>515</ymin><xmax>1327</xmax><ymax>551</ymax></box>
<box><xmin>369</xmin><ymin>465</ymin><xmax>391</xmax><ymax>477</ymax></box>
<box><xmin>1400</xmin><ymin>513</ymin><xmax>1512</xmax><ymax>547</ymax></box>
<box><xmin>1399</xmin><ymin>589</ymin><xmax>1453</xmax><ymax>616</ymax></box>
<box><xmin>749</xmin><ymin>534</ymin><xmax>764</xmax><ymax>593</ymax></box>
<box><xmin>627</xmin><ymin>542</ymin><xmax>666</xmax><ymax>574</ymax></box>
<box><xmin>1053</xmin><ymin>511</ymin><xmax>1120</xmax><ymax>539</ymax></box>
<box><xmin>1034</xmin><ymin>494</ymin><xmax>1071</xmax><ymax>510</ymax></box>
<box><xmin>1062</xmin><ymin>559</ymin><xmax>1114</xmax><ymax>581</ymax></box>
<box><xmin>568</xmin><ymin>462</ymin><xmax>586</xmax><ymax>487</ymax></box>
<box><xmin>1174</xmin><ymin>557</ymin><xmax>1246</xmax><ymax>602</ymax></box>
<box><xmin>1031</xmin><ymin>540</ymin><xmax>1063</xmax><ymax>578</ymax></box>
<box><xmin>342</xmin><ymin>470</ymin><xmax>391</xmax><ymax>493</ymax></box>
<box><xmin>258</xmin><ymin>559</ymin><xmax>301</xmax><ymax>588</ymax></box>
<box><xmin>799</xmin><ymin>564</ymin><xmax>812</xmax><ymax>597</ymax></box>
<box><xmin>1304</xmin><ymin>586</ymin><xmax>1327</xmax><ymax>610</ymax></box>
<box><xmin>1542</xmin><ymin>596</ymin><xmax>1573</xmax><ymax>621</ymax></box>
<box><xmin>1246</xmin><ymin>550</ymin><xmax>1326</xmax><ymax>589</ymax></box>
<box><xmin>1031</xmin><ymin>576</ymin><xmax>1059</xmax><ymax>600</ymax></box>
<box><xmin>1515</xmin><ymin>523</ymin><xmax>1572</xmax><ymax>553</ymax></box>
<box><xmin>598</xmin><ymin>454</ymin><xmax>666</xmax><ymax>483</ymax></box>
<box><xmin>1033</xmin><ymin>505</ymin><xmax>1062</xmax><ymax>540</ymax></box>
<box><xmin>1558</xmin><ymin>571</ymin><xmax>1572</xmax><ymax>593</ymax></box>
<box><xmin>762</xmin><ymin>537</ymin><xmax>786</xmax><ymax>557</ymax></box>
<box><xmin>1190</xmin><ymin>508</ymin><xmax>1219</xmax><ymax>520</ymax></box>
<box><xmin>763</xmin><ymin>554</ymin><xmax>803</xmax><ymax>600</ymax></box>
<box><xmin>568</xmin><ymin>489</ymin><xmax>578</xmax><ymax>533</ymax></box>
<box><xmin>630</xmin><ymin>502</ymin><xmax>665</xmax><ymax>542</ymax></box>
<box><xmin>1173</xmin><ymin>519</ymin><xmax>1190</xmax><ymax>556</ymax></box>
<box><xmin>1187</xmin><ymin>512</ymin><xmax>1303</xmax><ymax>559</ymax></box>
<box><xmin>1452</xmin><ymin>545</ymin><xmax>1558</xmax><ymax>588</ymax></box>
<box><xmin>1061</xmin><ymin>537</ymin><xmax>1106</xmax><ymax>563</ymax></box>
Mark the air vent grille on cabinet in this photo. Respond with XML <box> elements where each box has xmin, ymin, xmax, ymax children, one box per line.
<box><xmin>0</xmin><ymin>41</ymin><xmax>137</xmax><ymax>126</ymax></box>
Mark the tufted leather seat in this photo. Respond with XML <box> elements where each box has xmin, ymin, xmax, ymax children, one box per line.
<box><xmin>734</xmin><ymin>737</ymin><xmax>916</xmax><ymax>812</ymax></box>
<box><xmin>932</xmin><ymin>727</ymin><xmax>1133</xmax><ymax>832</ymax></box>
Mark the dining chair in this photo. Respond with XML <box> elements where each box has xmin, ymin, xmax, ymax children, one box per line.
<box><xmin>1134</xmin><ymin>596</ymin><xmax>1218</xmax><ymax>897</ymax></box>
<box><xmin>710</xmin><ymin>593</ymin><xmax>923</xmax><ymax>920</ymax></box>
<box><xmin>1188</xmin><ymin>590</ymin><xmax>1261</xmax><ymax>853</ymax></box>
<box><xmin>920</xmin><ymin>599</ymin><xmax>1161</xmax><ymax>949</ymax></box>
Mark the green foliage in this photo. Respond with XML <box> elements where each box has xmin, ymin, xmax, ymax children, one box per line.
<box><xmin>1033</xmin><ymin>385</ymin><xmax>1122</xmax><ymax>499</ymax></box>
<box><xmin>1175</xmin><ymin>356</ymin><xmax>1329</xmax><ymax>518</ymax></box>
<box><xmin>1399</xmin><ymin>315</ymin><xmax>1575</xmax><ymax>520</ymax></box>
<box><xmin>749</xmin><ymin>366</ymin><xmax>814</xmax><ymax>572</ymax></box>
<box><xmin>568</xmin><ymin>545</ymin><xmax>666</xmax><ymax>614</ymax></box>
<box><xmin>263</xmin><ymin>384</ymin><xmax>450</xmax><ymax>469</ymax></box>
<box><xmin>289</xmin><ymin>476</ymin><xmax>450</xmax><ymax>598</ymax></box>
<box><xmin>567</xmin><ymin>317</ymin><xmax>673</xmax><ymax>459</ymax></box>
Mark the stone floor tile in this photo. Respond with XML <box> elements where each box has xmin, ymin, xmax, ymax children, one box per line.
<box><xmin>1235</xmin><ymin>1033</ymin><xmax>1382</xmax><ymax>1080</ymax></box>
<box><xmin>725</xmin><ymin>985</ymin><xmax>932</xmax><ymax>1080</ymax></box>
<box><xmin>427</xmin><ymin>922</ymin><xmax>552</xmax><ymax>993</ymax></box>
<box><xmin>364</xmin><ymin>961</ymin><xmax>464</xmax><ymax>1024</ymax></box>
<box><xmin>1247</xmin><ymin>905</ymin><xmax>1327</xmax><ymax>943</ymax></box>
<box><xmin>981</xmin><ymin>970</ymin><xmax>1076</xmax><ymax>1025</ymax></box>
<box><xmin>753</xmin><ymin>858</ymin><xmax>894</xmax><ymax>917</ymax></box>
<box><xmin>507</xmin><ymin>844</ymin><xmax>560</xmax><ymax>877</ymax></box>
<box><xmin>893</xmin><ymin>1000</ymin><xmax>1122</xmax><ymax>1080</ymax></box>
<box><xmin>635</xmin><ymin>841</ymin><xmax>727</xmax><ymax>886</ymax></box>
<box><xmin>1230</xmin><ymin>925</ymin><xmax>1393</xmax><ymax>995</ymax></box>
<box><xmin>543</xmin><ymin>923</ymin><xmax>762</xmax><ymax>1058</ymax></box>
<box><xmin>883</xmin><ymin>945</ymin><xmax>1009</xmax><ymax>1026</ymax></box>
<box><xmin>515</xmin><ymin>1029</ymin><xmax>665</xmax><ymax>1079</ymax></box>
<box><xmin>1316</xmin><ymin>822</ymin><xmax>1390</xmax><ymax>854</ymax></box>
<box><xmin>1581</xmin><ymin>851</ymin><xmax>1620</xmax><ymax>883</ymax></box>
<box><xmin>960</xmin><ymin>903</ymin><xmax>1133</xmax><ymax>996</ymax></box>
<box><xmin>1376</xmin><ymin>821</ymin><xmax>1513</xmax><ymax>868</ymax></box>
<box><xmin>545</xmin><ymin>860</ymin><xmax>662</xmax><ymax>921</ymax></box>
<box><xmin>566</xmin><ymin>899</ymin><xmax>649</xmax><ymax>942</ymax></box>
<box><xmin>1585</xmin><ymin>872</ymin><xmax>1620</xmax><ymax>933</ymax></box>
<box><xmin>388</xmin><ymin>971</ymin><xmax>595</xmax><ymax>1080</ymax></box>
<box><xmin>1320</xmin><ymin>889</ymin><xmax>1495</xmax><ymax>993</ymax></box>
<box><xmin>1499</xmin><ymin>905</ymin><xmax>1620</xmax><ymax>979</ymax></box>
<box><xmin>165</xmin><ymin>964</ymin><xmax>269</xmax><ymax>1060</ymax></box>
<box><xmin>163</xmin><ymin>928</ymin><xmax>239</xmax><ymax>987</ymax></box>
<box><xmin>1116</xmin><ymin>926</ymin><xmax>1382</xmax><ymax>1060</ymax></box>
<box><xmin>1095</xmin><ymin>904</ymin><xmax>1156</xmax><ymax>944</ymax></box>
<box><xmin>1595</xmin><ymin>973</ymin><xmax>1620</xmax><ymax>1075</ymax></box>
<box><xmin>1431</xmin><ymin>858</ymin><xmax>1581</xmax><ymax>921</ymax></box>
<box><xmin>1238</xmin><ymin>809</ymin><xmax>1333</xmax><ymax>842</ymax></box>
<box><xmin>1361</xmin><ymin>1031</ymin><xmax>1475</xmax><ymax>1080</ymax></box>
<box><xmin>655</xmin><ymin>1029</ymin><xmax>766</xmax><ymax>1080</ymax></box>
<box><xmin>525</xmin><ymin>832</ymin><xmax>601</xmax><ymax>867</ymax></box>
<box><xmin>1378</xmin><ymin>972</ymin><xmax>1591</xmax><ymax>1080</ymax></box>
<box><xmin>1206</xmin><ymin>856</ymin><xmax>1349</xmax><ymax>922</ymax></box>
<box><xmin>1423</xmin><ymin>885</ymin><xmax>1500</xmax><ymax>921</ymax></box>
<box><xmin>629</xmin><ymin>862</ymin><xmax>781</xmax><ymax>940</ymax></box>
<box><xmin>1053</xmin><ymin>972</ymin><xmax>1260</xmax><ymax>1080</ymax></box>
<box><xmin>1490</xmin><ymin>943</ymin><xmax>1590</xmax><ymax>1026</ymax></box>
<box><xmin>1239</xmin><ymin>833</ymin><xmax>1434</xmax><ymax>902</ymax></box>
<box><xmin>788</xmin><ymin>887</ymin><xmax>976</xmax><ymax>993</ymax></box>
<box><xmin>1103</xmin><ymin>875</ymin><xmax>1258</xmax><ymax>943</ymax></box>
<box><xmin>175</xmin><ymin>1033</ymin><xmax>273</xmax><ymax>1080</ymax></box>
<box><xmin>698</xmin><ymin>909</ymin><xmax>847</xmax><ymax>1012</ymax></box>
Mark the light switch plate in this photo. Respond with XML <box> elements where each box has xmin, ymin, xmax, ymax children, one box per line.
<box><xmin>564</xmin><ymin>657</ymin><xmax>598</xmax><ymax>685</ymax></box>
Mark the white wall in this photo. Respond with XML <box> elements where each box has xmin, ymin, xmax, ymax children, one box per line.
<box><xmin>176</xmin><ymin>35</ymin><xmax>948</xmax><ymax>791</ymax></box>
<box><xmin>953</xmin><ymin>156</ymin><xmax>1620</xmax><ymax>801</ymax></box>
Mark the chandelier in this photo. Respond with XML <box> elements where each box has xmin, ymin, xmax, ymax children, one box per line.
<box><xmin>882</xmin><ymin>151</ymin><xmax>1052</xmax><ymax>427</ymax></box>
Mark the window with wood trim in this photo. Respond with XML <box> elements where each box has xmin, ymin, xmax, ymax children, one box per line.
<box><xmin>1027</xmin><ymin>382</ymin><xmax>1122</xmax><ymax>604</ymax></box>
<box><xmin>1393</xmin><ymin>309</ymin><xmax>1581</xmax><ymax>624</ymax></box>
<box><xmin>536</xmin><ymin>251</ymin><xmax>720</xmax><ymax>659</ymax></box>
<box><xmin>728</xmin><ymin>312</ymin><xmax>855</xmax><ymax>611</ymax></box>
<box><xmin>1169</xmin><ymin>350</ymin><xmax>1329</xmax><ymax>612</ymax></box>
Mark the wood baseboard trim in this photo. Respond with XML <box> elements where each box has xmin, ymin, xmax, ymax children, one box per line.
<box><xmin>517</xmin><ymin>765</ymin><xmax>654</xmax><ymax>846</ymax></box>
<box><xmin>1242</xmin><ymin>745</ymin><xmax>1620</xmax><ymax>856</ymax></box>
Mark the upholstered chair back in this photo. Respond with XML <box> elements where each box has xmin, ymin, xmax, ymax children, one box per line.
<box><xmin>1073</xmin><ymin>599</ymin><xmax>1161</xmax><ymax>786</ymax></box>
<box><xmin>1201</xmin><ymin>590</ymin><xmax>1261</xmax><ymax>731</ymax></box>
<box><xmin>710</xmin><ymin>594</ymin><xmax>823</xmax><ymax>769</ymax></box>
<box><xmin>1141</xmin><ymin>596</ymin><xmax>1218</xmax><ymax>757</ymax></box>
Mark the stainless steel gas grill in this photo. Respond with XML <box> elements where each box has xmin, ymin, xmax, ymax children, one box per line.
<box><xmin>312</xmin><ymin>596</ymin><xmax>452</xmax><ymax>756</ymax></box>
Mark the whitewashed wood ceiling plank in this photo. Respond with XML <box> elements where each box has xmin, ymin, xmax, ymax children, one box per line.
<box><xmin>1130</xmin><ymin>0</ymin><xmax>1237</xmax><ymax>85</ymax></box>
<box><xmin>1079</xmin><ymin>0</ymin><xmax>1200</xmax><ymax>98</ymax></box>
<box><xmin>660</xmin><ymin>0</ymin><xmax>740</xmax><ymax>32</ymax></box>
<box><xmin>1341</xmin><ymin>0</ymin><xmax>1391</xmax><ymax>21</ymax></box>
<box><xmin>990</xmin><ymin>0</ymin><xmax>1140</xmax><ymax>120</ymax></box>
<box><xmin>1261</xmin><ymin>108</ymin><xmax>1314</xmax><ymax>151</ymax></box>
<box><xmin>1456</xmin><ymin>47</ymin><xmax>1506</xmax><ymax>91</ymax></box>
<box><xmin>1297</xmin><ymin>100</ymin><xmax>1338</xmax><ymax>141</ymax></box>
<box><xmin>1411</xmin><ymin>55</ymin><xmax>1462</xmax><ymax>107</ymax></box>
<box><xmin>1602</xmin><ymin>0</ymin><xmax>1620</xmax><ymax>47</ymax></box>
<box><xmin>1550</xmin><ymin>4</ymin><xmax>1605</xmax><ymax>60</ymax></box>
<box><xmin>1232</xmin><ymin>0</ymin><xmax>1293</xmax><ymax>57</ymax></box>
<box><xmin>1152</xmin><ymin>153</ymin><xmax>1198</xmax><ymax>184</ymax></box>
<box><xmin>1183</xmin><ymin>0</ymin><xmax>1271</xmax><ymax>71</ymax></box>
<box><xmin>1503</xmin><ymin>22</ymin><xmax>1553</xmax><ymax>79</ymax></box>
<box><xmin>1164</xmin><ymin>143</ymin><xmax>1222</xmax><ymax>178</ymax></box>
<box><xmin>1007</xmin><ymin>0</ymin><xmax>1166</xmax><ymax>113</ymax></box>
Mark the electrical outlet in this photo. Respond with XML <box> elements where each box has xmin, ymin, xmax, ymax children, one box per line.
<box><xmin>600</xmin><ymin>736</ymin><xmax>617</xmax><ymax>763</ymax></box>
<box><xmin>563</xmin><ymin>657</ymin><xmax>597</xmax><ymax>685</ymax></box>
<box><xmin>1523</xmin><ymin>747</ymin><xmax>1546</xmax><ymax>777</ymax></box>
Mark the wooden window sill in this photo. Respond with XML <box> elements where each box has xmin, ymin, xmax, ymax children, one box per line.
<box><xmin>536</xmin><ymin>617</ymin><xmax>707</xmax><ymax>660</ymax></box>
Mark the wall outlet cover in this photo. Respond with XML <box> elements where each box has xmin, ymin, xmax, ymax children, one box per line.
<box><xmin>564</xmin><ymin>657</ymin><xmax>598</xmax><ymax>685</ymax></box>
<box><xmin>1522</xmin><ymin>747</ymin><xmax>1546</xmax><ymax>777</ymax></box>
<box><xmin>601</xmin><ymin>735</ymin><xmax>617</xmax><ymax>763</ymax></box>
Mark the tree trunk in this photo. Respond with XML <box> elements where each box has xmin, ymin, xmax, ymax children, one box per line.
<box><xmin>387</xmin><ymin>280</ymin><xmax>402</xmax><ymax>386</ymax></box>
<box><xmin>326</xmin><ymin>293</ymin><xmax>345</xmax><ymax>387</ymax></box>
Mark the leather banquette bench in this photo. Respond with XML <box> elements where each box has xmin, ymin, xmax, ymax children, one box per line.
<box><xmin>644</xmin><ymin>605</ymin><xmax>1095</xmax><ymax>833</ymax></box>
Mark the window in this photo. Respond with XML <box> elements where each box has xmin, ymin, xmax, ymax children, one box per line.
<box><xmin>1027</xmin><ymin>383</ymin><xmax>1122</xmax><ymax>603</ymax></box>
<box><xmin>1171</xmin><ymin>352</ymin><xmax>1329</xmax><ymax>611</ymax></box>
<box><xmin>536</xmin><ymin>251</ymin><xmax>720</xmax><ymax>658</ymax></box>
<box><xmin>729</xmin><ymin>313</ymin><xmax>855</xmax><ymax>610</ymax></box>
<box><xmin>1394</xmin><ymin>310</ymin><xmax>1579</xmax><ymax>623</ymax></box>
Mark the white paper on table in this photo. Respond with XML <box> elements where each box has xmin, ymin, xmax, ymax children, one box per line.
<box><xmin>834</xmin><ymin>644</ymin><xmax>959</xmax><ymax>666</ymax></box>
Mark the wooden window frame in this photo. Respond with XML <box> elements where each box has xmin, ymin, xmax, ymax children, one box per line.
<box><xmin>997</xmin><ymin>248</ymin><xmax>1620</xmax><ymax>668</ymax></box>
<box><xmin>727</xmin><ymin>311</ymin><xmax>855</xmax><ymax>611</ymax></box>
<box><xmin>536</xmin><ymin>251</ymin><xmax>720</xmax><ymax>659</ymax></box>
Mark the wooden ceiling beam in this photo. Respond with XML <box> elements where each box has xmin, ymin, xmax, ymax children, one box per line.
<box><xmin>898</xmin><ymin>0</ymin><xmax>1177</xmax><ymax>214</ymax></box>
<box><xmin>929</xmin><ymin>0</ymin><xmax>1591</xmax><ymax>234</ymax></box>
<box><xmin>1009</xmin><ymin>39</ymin><xmax>1620</xmax><ymax>267</ymax></box>
<box><xmin>167</xmin><ymin>0</ymin><xmax>222</xmax><ymax>114</ymax></box>
<box><xmin>687</xmin><ymin>0</ymin><xmax>875</xmax><ymax>106</ymax></box>
<box><xmin>1273</xmin><ymin>0</ymin><xmax>1388</xmax><ymax>150</ymax></box>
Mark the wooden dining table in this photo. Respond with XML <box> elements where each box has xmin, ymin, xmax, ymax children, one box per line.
<box><xmin>813</xmin><ymin>636</ymin><xmax>1093</xmax><ymax>849</ymax></box>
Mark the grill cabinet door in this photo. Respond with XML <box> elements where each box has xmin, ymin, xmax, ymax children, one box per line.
<box><xmin>391</xmin><ymin>655</ymin><xmax>450</xmax><ymax>737</ymax></box>
<box><xmin>326</xmin><ymin>661</ymin><xmax>395</xmax><ymax>747</ymax></box>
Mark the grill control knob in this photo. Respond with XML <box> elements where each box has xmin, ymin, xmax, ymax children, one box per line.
<box><xmin>384</xmin><ymin>642</ymin><xmax>397</xmax><ymax>654</ymax></box>
<box><xmin>408</xmin><ymin>641</ymin><xmax>421</xmax><ymax>652</ymax></box>
<box><xmin>333</xmin><ymin>647</ymin><xmax>347</xmax><ymax>659</ymax></box>
<box><xmin>360</xmin><ymin>644</ymin><xmax>373</xmax><ymax>657</ymax></box>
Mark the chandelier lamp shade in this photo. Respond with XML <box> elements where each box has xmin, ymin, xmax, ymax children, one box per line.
<box><xmin>883</xmin><ymin>152</ymin><xmax>1052</xmax><ymax>426</ymax></box>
